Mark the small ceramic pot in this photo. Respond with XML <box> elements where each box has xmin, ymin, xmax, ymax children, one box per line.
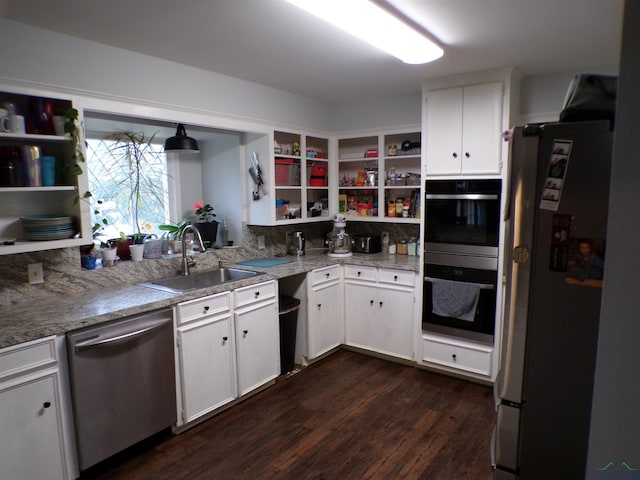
<box><xmin>101</xmin><ymin>247</ymin><xmax>117</xmax><ymax>267</ymax></box>
<box><xmin>129</xmin><ymin>244</ymin><xmax>144</xmax><ymax>261</ymax></box>
<box><xmin>82</xmin><ymin>254</ymin><xmax>97</xmax><ymax>270</ymax></box>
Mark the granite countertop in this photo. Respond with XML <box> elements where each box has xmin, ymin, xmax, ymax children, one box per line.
<box><xmin>0</xmin><ymin>252</ymin><xmax>420</xmax><ymax>349</ymax></box>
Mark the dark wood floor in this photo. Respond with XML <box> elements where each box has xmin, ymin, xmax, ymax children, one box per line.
<box><xmin>81</xmin><ymin>350</ymin><xmax>495</xmax><ymax>480</ymax></box>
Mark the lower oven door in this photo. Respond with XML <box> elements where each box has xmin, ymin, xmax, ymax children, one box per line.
<box><xmin>423</xmin><ymin>261</ymin><xmax>497</xmax><ymax>344</ymax></box>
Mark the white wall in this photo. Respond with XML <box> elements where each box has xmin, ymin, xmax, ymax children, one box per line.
<box><xmin>0</xmin><ymin>18</ymin><xmax>332</xmax><ymax>132</ymax></box>
<box><xmin>586</xmin><ymin>0</ymin><xmax>640</xmax><ymax>475</ymax></box>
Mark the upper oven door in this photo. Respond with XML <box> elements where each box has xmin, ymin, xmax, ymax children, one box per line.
<box><xmin>425</xmin><ymin>179</ymin><xmax>502</xmax><ymax>250</ymax></box>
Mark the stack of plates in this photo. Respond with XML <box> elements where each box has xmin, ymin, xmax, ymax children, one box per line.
<box><xmin>21</xmin><ymin>215</ymin><xmax>75</xmax><ymax>241</ymax></box>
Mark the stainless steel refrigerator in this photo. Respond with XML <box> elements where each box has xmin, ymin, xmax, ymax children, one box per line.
<box><xmin>494</xmin><ymin>120</ymin><xmax>613</xmax><ymax>479</ymax></box>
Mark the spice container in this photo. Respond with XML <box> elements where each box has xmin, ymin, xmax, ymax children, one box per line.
<box><xmin>395</xmin><ymin>198</ymin><xmax>404</xmax><ymax>215</ymax></box>
<box><xmin>407</xmin><ymin>237</ymin><xmax>417</xmax><ymax>256</ymax></box>
<box><xmin>388</xmin><ymin>144</ymin><xmax>397</xmax><ymax>156</ymax></box>
<box><xmin>388</xmin><ymin>242</ymin><xmax>396</xmax><ymax>254</ymax></box>
<box><xmin>387</xmin><ymin>201</ymin><xmax>396</xmax><ymax>217</ymax></box>
<box><xmin>397</xmin><ymin>240</ymin><xmax>408</xmax><ymax>255</ymax></box>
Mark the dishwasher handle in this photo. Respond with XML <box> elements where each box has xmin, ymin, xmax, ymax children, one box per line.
<box><xmin>74</xmin><ymin>318</ymin><xmax>171</xmax><ymax>352</ymax></box>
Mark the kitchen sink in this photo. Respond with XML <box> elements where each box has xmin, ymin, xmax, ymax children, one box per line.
<box><xmin>139</xmin><ymin>267</ymin><xmax>264</xmax><ymax>293</ymax></box>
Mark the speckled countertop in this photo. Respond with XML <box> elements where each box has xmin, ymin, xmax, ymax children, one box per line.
<box><xmin>0</xmin><ymin>252</ymin><xmax>420</xmax><ymax>349</ymax></box>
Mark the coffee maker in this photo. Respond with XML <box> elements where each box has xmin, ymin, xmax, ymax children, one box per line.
<box><xmin>287</xmin><ymin>231</ymin><xmax>305</xmax><ymax>256</ymax></box>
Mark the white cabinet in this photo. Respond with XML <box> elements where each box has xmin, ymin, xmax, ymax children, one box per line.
<box><xmin>307</xmin><ymin>265</ymin><xmax>344</xmax><ymax>359</ymax></box>
<box><xmin>0</xmin><ymin>336</ymin><xmax>76</xmax><ymax>480</ymax></box>
<box><xmin>426</xmin><ymin>82</ymin><xmax>504</xmax><ymax>176</ymax></box>
<box><xmin>234</xmin><ymin>280</ymin><xmax>279</xmax><ymax>396</ymax></box>
<box><xmin>421</xmin><ymin>332</ymin><xmax>493</xmax><ymax>378</ymax></box>
<box><xmin>0</xmin><ymin>89</ymin><xmax>91</xmax><ymax>255</ymax></box>
<box><xmin>248</xmin><ymin>130</ymin><xmax>330</xmax><ymax>225</ymax></box>
<box><xmin>344</xmin><ymin>265</ymin><xmax>415</xmax><ymax>360</ymax></box>
<box><xmin>175</xmin><ymin>292</ymin><xmax>236</xmax><ymax>426</ymax></box>
<box><xmin>337</xmin><ymin>128</ymin><xmax>421</xmax><ymax>224</ymax></box>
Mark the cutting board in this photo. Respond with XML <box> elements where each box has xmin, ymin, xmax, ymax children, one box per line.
<box><xmin>237</xmin><ymin>257</ymin><xmax>293</xmax><ymax>268</ymax></box>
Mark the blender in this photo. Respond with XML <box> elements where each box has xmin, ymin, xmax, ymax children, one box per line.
<box><xmin>327</xmin><ymin>214</ymin><xmax>352</xmax><ymax>257</ymax></box>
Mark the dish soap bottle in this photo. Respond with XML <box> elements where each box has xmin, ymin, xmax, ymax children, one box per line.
<box><xmin>221</xmin><ymin>218</ymin><xmax>230</xmax><ymax>246</ymax></box>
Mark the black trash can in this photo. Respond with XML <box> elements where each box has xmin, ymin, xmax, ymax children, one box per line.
<box><xmin>278</xmin><ymin>295</ymin><xmax>300</xmax><ymax>374</ymax></box>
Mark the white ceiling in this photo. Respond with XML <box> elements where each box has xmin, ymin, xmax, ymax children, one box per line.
<box><xmin>1</xmin><ymin>0</ymin><xmax>624</xmax><ymax>104</ymax></box>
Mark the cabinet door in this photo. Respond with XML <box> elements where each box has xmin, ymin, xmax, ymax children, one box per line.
<box><xmin>177</xmin><ymin>316</ymin><xmax>236</xmax><ymax>425</ymax></box>
<box><xmin>308</xmin><ymin>280</ymin><xmax>344</xmax><ymax>359</ymax></box>
<box><xmin>235</xmin><ymin>300</ymin><xmax>279</xmax><ymax>396</ymax></box>
<box><xmin>426</xmin><ymin>87</ymin><xmax>463</xmax><ymax>175</ymax></box>
<box><xmin>0</xmin><ymin>373</ymin><xmax>67</xmax><ymax>480</ymax></box>
<box><xmin>377</xmin><ymin>285</ymin><xmax>414</xmax><ymax>360</ymax></box>
<box><xmin>461</xmin><ymin>82</ymin><xmax>503</xmax><ymax>174</ymax></box>
<box><xmin>344</xmin><ymin>282</ymin><xmax>379</xmax><ymax>351</ymax></box>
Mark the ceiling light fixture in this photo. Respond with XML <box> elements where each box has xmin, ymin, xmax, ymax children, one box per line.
<box><xmin>284</xmin><ymin>0</ymin><xmax>443</xmax><ymax>64</ymax></box>
<box><xmin>164</xmin><ymin>124</ymin><xmax>200</xmax><ymax>153</ymax></box>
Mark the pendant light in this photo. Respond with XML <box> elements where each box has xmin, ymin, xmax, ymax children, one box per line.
<box><xmin>164</xmin><ymin>123</ymin><xmax>200</xmax><ymax>153</ymax></box>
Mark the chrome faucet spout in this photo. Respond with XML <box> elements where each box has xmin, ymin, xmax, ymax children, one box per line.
<box><xmin>180</xmin><ymin>225</ymin><xmax>207</xmax><ymax>275</ymax></box>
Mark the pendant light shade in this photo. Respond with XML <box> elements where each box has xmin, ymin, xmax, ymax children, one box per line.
<box><xmin>164</xmin><ymin>124</ymin><xmax>200</xmax><ymax>153</ymax></box>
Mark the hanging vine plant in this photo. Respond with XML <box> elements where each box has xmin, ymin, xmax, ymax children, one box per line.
<box><xmin>61</xmin><ymin>107</ymin><xmax>92</xmax><ymax>204</ymax></box>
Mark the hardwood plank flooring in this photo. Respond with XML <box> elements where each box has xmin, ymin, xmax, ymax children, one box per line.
<box><xmin>81</xmin><ymin>350</ymin><xmax>495</xmax><ymax>480</ymax></box>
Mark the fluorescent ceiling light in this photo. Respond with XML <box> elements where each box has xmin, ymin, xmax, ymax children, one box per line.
<box><xmin>284</xmin><ymin>0</ymin><xmax>443</xmax><ymax>64</ymax></box>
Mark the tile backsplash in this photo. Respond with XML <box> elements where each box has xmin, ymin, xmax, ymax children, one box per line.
<box><xmin>0</xmin><ymin>221</ymin><xmax>419</xmax><ymax>307</ymax></box>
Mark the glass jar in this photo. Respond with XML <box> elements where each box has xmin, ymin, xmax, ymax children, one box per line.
<box><xmin>397</xmin><ymin>240</ymin><xmax>408</xmax><ymax>255</ymax></box>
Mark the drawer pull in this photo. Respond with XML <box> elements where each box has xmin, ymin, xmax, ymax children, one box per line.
<box><xmin>369</xmin><ymin>300</ymin><xmax>374</xmax><ymax>305</ymax></box>
<box><xmin>203</xmin><ymin>305</ymin><xmax>210</xmax><ymax>312</ymax></box>
<box><xmin>379</xmin><ymin>301</ymin><xmax>383</xmax><ymax>308</ymax></box>
<box><xmin>254</xmin><ymin>291</ymin><xmax>260</xmax><ymax>298</ymax></box>
<box><xmin>317</xmin><ymin>303</ymin><xmax>322</xmax><ymax>309</ymax></box>
<box><xmin>243</xmin><ymin>329</ymin><xmax>249</xmax><ymax>336</ymax></box>
<box><xmin>357</xmin><ymin>271</ymin><xmax>361</xmax><ymax>276</ymax></box>
<box><xmin>394</xmin><ymin>275</ymin><xmax>398</xmax><ymax>281</ymax></box>
<box><xmin>222</xmin><ymin>336</ymin><xmax>228</xmax><ymax>342</ymax></box>
<box><xmin>326</xmin><ymin>273</ymin><xmax>330</xmax><ymax>278</ymax></box>
<box><xmin>43</xmin><ymin>401</ymin><xmax>51</xmax><ymax>409</ymax></box>
<box><xmin>452</xmin><ymin>354</ymin><xmax>457</xmax><ymax>361</ymax></box>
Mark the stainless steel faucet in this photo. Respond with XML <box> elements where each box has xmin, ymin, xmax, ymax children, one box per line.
<box><xmin>180</xmin><ymin>225</ymin><xmax>207</xmax><ymax>275</ymax></box>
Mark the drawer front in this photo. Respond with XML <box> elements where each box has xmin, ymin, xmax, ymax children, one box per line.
<box><xmin>234</xmin><ymin>280</ymin><xmax>277</xmax><ymax>308</ymax></box>
<box><xmin>343</xmin><ymin>264</ymin><xmax>377</xmax><ymax>282</ymax></box>
<box><xmin>0</xmin><ymin>336</ymin><xmax>57</xmax><ymax>379</ymax></box>
<box><xmin>422</xmin><ymin>336</ymin><xmax>492</xmax><ymax>376</ymax></box>
<box><xmin>310</xmin><ymin>265</ymin><xmax>341</xmax><ymax>286</ymax></box>
<box><xmin>177</xmin><ymin>291</ymin><xmax>231</xmax><ymax>325</ymax></box>
<box><xmin>378</xmin><ymin>268</ymin><xmax>415</xmax><ymax>287</ymax></box>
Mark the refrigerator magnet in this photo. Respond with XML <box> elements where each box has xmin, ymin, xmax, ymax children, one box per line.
<box><xmin>540</xmin><ymin>139</ymin><xmax>573</xmax><ymax>211</ymax></box>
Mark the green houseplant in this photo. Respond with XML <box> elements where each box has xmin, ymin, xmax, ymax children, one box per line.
<box><xmin>192</xmin><ymin>200</ymin><xmax>218</xmax><ymax>248</ymax></box>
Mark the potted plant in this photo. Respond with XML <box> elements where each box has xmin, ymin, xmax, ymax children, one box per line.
<box><xmin>159</xmin><ymin>218</ymin><xmax>191</xmax><ymax>254</ymax></box>
<box><xmin>192</xmin><ymin>200</ymin><xmax>218</xmax><ymax>248</ymax></box>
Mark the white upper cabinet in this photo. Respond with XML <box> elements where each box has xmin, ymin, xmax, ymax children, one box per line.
<box><xmin>426</xmin><ymin>82</ymin><xmax>504</xmax><ymax>176</ymax></box>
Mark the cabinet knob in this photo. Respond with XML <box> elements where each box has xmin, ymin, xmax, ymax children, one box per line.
<box><xmin>243</xmin><ymin>329</ymin><xmax>249</xmax><ymax>336</ymax></box>
<box><xmin>326</xmin><ymin>273</ymin><xmax>330</xmax><ymax>278</ymax></box>
<box><xmin>452</xmin><ymin>152</ymin><xmax>458</xmax><ymax>158</ymax></box>
<box><xmin>317</xmin><ymin>303</ymin><xmax>322</xmax><ymax>309</ymax></box>
<box><xmin>357</xmin><ymin>271</ymin><xmax>361</xmax><ymax>276</ymax></box>
<box><xmin>393</xmin><ymin>275</ymin><xmax>398</xmax><ymax>281</ymax></box>
<box><xmin>222</xmin><ymin>336</ymin><xmax>228</xmax><ymax>342</ymax></box>
<box><xmin>465</xmin><ymin>152</ymin><xmax>471</xmax><ymax>158</ymax></box>
<box><xmin>43</xmin><ymin>401</ymin><xmax>51</xmax><ymax>409</ymax></box>
<box><xmin>369</xmin><ymin>300</ymin><xmax>374</xmax><ymax>305</ymax></box>
<box><xmin>452</xmin><ymin>354</ymin><xmax>457</xmax><ymax>361</ymax></box>
<box><xmin>379</xmin><ymin>301</ymin><xmax>383</xmax><ymax>308</ymax></box>
<box><xmin>203</xmin><ymin>305</ymin><xmax>210</xmax><ymax>312</ymax></box>
<box><xmin>254</xmin><ymin>291</ymin><xmax>260</xmax><ymax>297</ymax></box>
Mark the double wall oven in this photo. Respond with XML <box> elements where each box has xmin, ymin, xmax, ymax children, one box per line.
<box><xmin>422</xmin><ymin>179</ymin><xmax>501</xmax><ymax>344</ymax></box>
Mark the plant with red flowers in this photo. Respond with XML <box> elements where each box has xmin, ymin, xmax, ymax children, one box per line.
<box><xmin>193</xmin><ymin>201</ymin><xmax>216</xmax><ymax>223</ymax></box>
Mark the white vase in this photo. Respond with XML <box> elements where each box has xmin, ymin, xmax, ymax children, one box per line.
<box><xmin>101</xmin><ymin>247</ymin><xmax>117</xmax><ymax>267</ymax></box>
<box><xmin>129</xmin><ymin>244</ymin><xmax>144</xmax><ymax>261</ymax></box>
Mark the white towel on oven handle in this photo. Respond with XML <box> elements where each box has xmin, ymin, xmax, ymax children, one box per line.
<box><xmin>428</xmin><ymin>277</ymin><xmax>483</xmax><ymax>322</ymax></box>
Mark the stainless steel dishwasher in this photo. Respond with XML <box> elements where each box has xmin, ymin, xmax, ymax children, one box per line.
<box><xmin>66</xmin><ymin>308</ymin><xmax>176</xmax><ymax>470</ymax></box>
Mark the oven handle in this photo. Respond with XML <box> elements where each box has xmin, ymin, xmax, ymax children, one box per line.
<box><xmin>424</xmin><ymin>276</ymin><xmax>495</xmax><ymax>290</ymax></box>
<box><xmin>426</xmin><ymin>194</ymin><xmax>499</xmax><ymax>201</ymax></box>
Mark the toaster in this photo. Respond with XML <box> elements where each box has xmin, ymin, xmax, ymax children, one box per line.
<box><xmin>352</xmin><ymin>235</ymin><xmax>382</xmax><ymax>253</ymax></box>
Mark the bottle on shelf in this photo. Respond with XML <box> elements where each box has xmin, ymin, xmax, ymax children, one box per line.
<box><xmin>221</xmin><ymin>218</ymin><xmax>230</xmax><ymax>246</ymax></box>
